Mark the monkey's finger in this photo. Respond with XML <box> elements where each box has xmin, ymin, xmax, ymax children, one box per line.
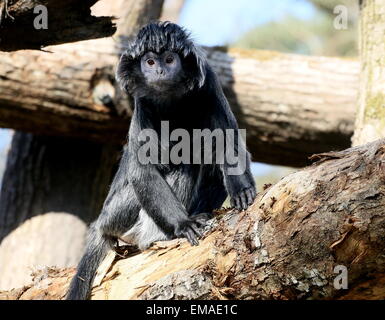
<box><xmin>251</xmin><ymin>188</ymin><xmax>257</xmax><ymax>199</ymax></box>
<box><xmin>197</xmin><ymin>212</ymin><xmax>214</xmax><ymax>220</ymax></box>
<box><xmin>184</xmin><ymin>231</ymin><xmax>194</xmax><ymax>245</ymax></box>
<box><xmin>189</xmin><ymin>228</ymin><xmax>200</xmax><ymax>245</ymax></box>
<box><xmin>240</xmin><ymin>191</ymin><xmax>248</xmax><ymax>210</ymax></box>
<box><xmin>230</xmin><ymin>197</ymin><xmax>236</xmax><ymax>209</ymax></box>
<box><xmin>185</xmin><ymin>229</ymin><xmax>199</xmax><ymax>246</ymax></box>
<box><xmin>193</xmin><ymin>213</ymin><xmax>211</xmax><ymax>226</ymax></box>
<box><xmin>190</xmin><ymin>223</ymin><xmax>203</xmax><ymax>238</ymax></box>
<box><xmin>246</xmin><ymin>189</ymin><xmax>255</xmax><ymax>206</ymax></box>
<box><xmin>194</xmin><ymin>218</ymin><xmax>208</xmax><ymax>227</ymax></box>
<box><xmin>247</xmin><ymin>188</ymin><xmax>257</xmax><ymax>204</ymax></box>
<box><xmin>234</xmin><ymin>196</ymin><xmax>242</xmax><ymax>210</ymax></box>
<box><xmin>231</xmin><ymin>196</ymin><xmax>238</xmax><ymax>209</ymax></box>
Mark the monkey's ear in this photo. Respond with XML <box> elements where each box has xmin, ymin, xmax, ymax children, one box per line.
<box><xmin>116</xmin><ymin>51</ymin><xmax>137</xmax><ymax>93</ymax></box>
<box><xmin>183</xmin><ymin>44</ymin><xmax>207</xmax><ymax>90</ymax></box>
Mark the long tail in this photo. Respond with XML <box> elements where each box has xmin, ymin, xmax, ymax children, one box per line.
<box><xmin>66</xmin><ymin>228</ymin><xmax>112</xmax><ymax>300</ymax></box>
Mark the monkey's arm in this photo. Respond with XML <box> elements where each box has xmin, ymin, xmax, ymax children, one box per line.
<box><xmin>206</xmin><ymin>67</ymin><xmax>256</xmax><ymax>210</ymax></box>
<box><xmin>127</xmin><ymin>106</ymin><xmax>204</xmax><ymax>245</ymax></box>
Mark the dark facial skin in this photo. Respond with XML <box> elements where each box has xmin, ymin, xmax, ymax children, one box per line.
<box><xmin>140</xmin><ymin>51</ymin><xmax>183</xmax><ymax>90</ymax></box>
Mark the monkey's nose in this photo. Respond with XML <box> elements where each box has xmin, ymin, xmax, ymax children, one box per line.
<box><xmin>156</xmin><ymin>68</ymin><xmax>165</xmax><ymax>75</ymax></box>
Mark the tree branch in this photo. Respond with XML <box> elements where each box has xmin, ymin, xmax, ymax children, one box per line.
<box><xmin>0</xmin><ymin>0</ymin><xmax>116</xmax><ymax>51</ymax></box>
<box><xmin>0</xmin><ymin>41</ymin><xmax>359</xmax><ymax>166</ymax></box>
<box><xmin>2</xmin><ymin>138</ymin><xmax>385</xmax><ymax>300</ymax></box>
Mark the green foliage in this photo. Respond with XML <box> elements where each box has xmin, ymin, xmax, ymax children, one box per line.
<box><xmin>234</xmin><ymin>1</ymin><xmax>358</xmax><ymax>57</ymax></box>
<box><xmin>309</xmin><ymin>0</ymin><xmax>358</xmax><ymax>20</ymax></box>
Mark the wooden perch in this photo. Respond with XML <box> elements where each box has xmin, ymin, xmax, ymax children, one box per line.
<box><xmin>0</xmin><ymin>40</ymin><xmax>359</xmax><ymax>166</ymax></box>
<box><xmin>0</xmin><ymin>0</ymin><xmax>116</xmax><ymax>51</ymax></box>
<box><xmin>2</xmin><ymin>138</ymin><xmax>385</xmax><ymax>300</ymax></box>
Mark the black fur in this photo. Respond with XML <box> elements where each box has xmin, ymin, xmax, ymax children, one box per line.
<box><xmin>67</xmin><ymin>22</ymin><xmax>256</xmax><ymax>300</ymax></box>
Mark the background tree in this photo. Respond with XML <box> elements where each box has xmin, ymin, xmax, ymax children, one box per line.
<box><xmin>0</xmin><ymin>0</ymin><xmax>164</xmax><ymax>290</ymax></box>
<box><xmin>353</xmin><ymin>0</ymin><xmax>385</xmax><ymax>145</ymax></box>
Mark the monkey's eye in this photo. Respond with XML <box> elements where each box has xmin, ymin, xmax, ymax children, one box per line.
<box><xmin>147</xmin><ymin>59</ymin><xmax>155</xmax><ymax>66</ymax></box>
<box><xmin>165</xmin><ymin>56</ymin><xmax>174</xmax><ymax>64</ymax></box>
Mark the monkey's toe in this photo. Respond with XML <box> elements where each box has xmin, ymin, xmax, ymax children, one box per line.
<box><xmin>184</xmin><ymin>228</ymin><xmax>199</xmax><ymax>246</ymax></box>
<box><xmin>231</xmin><ymin>187</ymin><xmax>257</xmax><ymax>211</ymax></box>
<box><xmin>192</xmin><ymin>212</ymin><xmax>214</xmax><ymax>226</ymax></box>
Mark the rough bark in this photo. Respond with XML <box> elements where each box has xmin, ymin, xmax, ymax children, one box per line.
<box><xmin>0</xmin><ymin>0</ymin><xmax>116</xmax><ymax>51</ymax></box>
<box><xmin>352</xmin><ymin>0</ymin><xmax>385</xmax><ymax>146</ymax></box>
<box><xmin>2</xmin><ymin>138</ymin><xmax>385</xmax><ymax>300</ymax></box>
<box><xmin>0</xmin><ymin>44</ymin><xmax>359</xmax><ymax>167</ymax></box>
<box><xmin>0</xmin><ymin>0</ymin><xmax>164</xmax><ymax>291</ymax></box>
<box><xmin>114</xmin><ymin>0</ymin><xmax>164</xmax><ymax>40</ymax></box>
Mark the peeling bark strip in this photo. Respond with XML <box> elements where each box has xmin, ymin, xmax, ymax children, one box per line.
<box><xmin>0</xmin><ymin>41</ymin><xmax>359</xmax><ymax>166</ymax></box>
<box><xmin>0</xmin><ymin>0</ymin><xmax>116</xmax><ymax>51</ymax></box>
<box><xmin>1</xmin><ymin>139</ymin><xmax>385</xmax><ymax>300</ymax></box>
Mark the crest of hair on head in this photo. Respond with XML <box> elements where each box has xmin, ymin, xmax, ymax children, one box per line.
<box><xmin>118</xmin><ymin>21</ymin><xmax>206</xmax><ymax>91</ymax></box>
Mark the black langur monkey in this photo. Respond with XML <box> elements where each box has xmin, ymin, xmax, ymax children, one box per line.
<box><xmin>67</xmin><ymin>22</ymin><xmax>256</xmax><ymax>300</ymax></box>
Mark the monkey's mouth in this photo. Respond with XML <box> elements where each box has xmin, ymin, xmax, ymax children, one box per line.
<box><xmin>147</xmin><ymin>79</ymin><xmax>177</xmax><ymax>89</ymax></box>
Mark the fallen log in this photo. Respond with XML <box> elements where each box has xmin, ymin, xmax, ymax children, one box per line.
<box><xmin>0</xmin><ymin>41</ymin><xmax>359</xmax><ymax>167</ymax></box>
<box><xmin>0</xmin><ymin>0</ymin><xmax>116</xmax><ymax>51</ymax></box>
<box><xmin>2</xmin><ymin>138</ymin><xmax>384</xmax><ymax>300</ymax></box>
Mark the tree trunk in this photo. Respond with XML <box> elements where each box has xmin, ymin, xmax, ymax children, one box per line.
<box><xmin>0</xmin><ymin>0</ymin><xmax>165</xmax><ymax>291</ymax></box>
<box><xmin>160</xmin><ymin>0</ymin><xmax>185</xmax><ymax>22</ymax></box>
<box><xmin>0</xmin><ymin>0</ymin><xmax>116</xmax><ymax>51</ymax></box>
<box><xmin>0</xmin><ymin>44</ymin><xmax>359</xmax><ymax>167</ymax></box>
<box><xmin>114</xmin><ymin>0</ymin><xmax>164</xmax><ymax>40</ymax></box>
<box><xmin>0</xmin><ymin>132</ymin><xmax>118</xmax><ymax>290</ymax></box>
<box><xmin>352</xmin><ymin>0</ymin><xmax>385</xmax><ymax>145</ymax></box>
<box><xmin>1</xmin><ymin>138</ymin><xmax>385</xmax><ymax>300</ymax></box>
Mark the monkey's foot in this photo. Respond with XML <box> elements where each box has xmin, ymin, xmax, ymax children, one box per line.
<box><xmin>230</xmin><ymin>186</ymin><xmax>257</xmax><ymax>211</ymax></box>
<box><xmin>191</xmin><ymin>212</ymin><xmax>214</xmax><ymax>224</ymax></box>
<box><xmin>174</xmin><ymin>212</ymin><xmax>212</xmax><ymax>247</ymax></box>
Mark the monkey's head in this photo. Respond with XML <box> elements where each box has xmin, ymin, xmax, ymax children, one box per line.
<box><xmin>116</xmin><ymin>22</ymin><xmax>206</xmax><ymax>98</ymax></box>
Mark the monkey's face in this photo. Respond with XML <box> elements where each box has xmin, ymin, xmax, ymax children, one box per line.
<box><xmin>140</xmin><ymin>51</ymin><xmax>184</xmax><ymax>91</ymax></box>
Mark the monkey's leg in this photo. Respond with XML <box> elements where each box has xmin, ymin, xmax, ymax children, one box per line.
<box><xmin>129</xmin><ymin>162</ymin><xmax>205</xmax><ymax>245</ymax></box>
<box><xmin>120</xmin><ymin>209</ymin><xmax>169</xmax><ymax>250</ymax></box>
<box><xmin>205</xmin><ymin>66</ymin><xmax>257</xmax><ymax>210</ymax></box>
<box><xmin>219</xmin><ymin>130</ymin><xmax>256</xmax><ymax>210</ymax></box>
<box><xmin>189</xmin><ymin>165</ymin><xmax>228</xmax><ymax>216</ymax></box>
<box><xmin>121</xmin><ymin>166</ymin><xmax>215</xmax><ymax>250</ymax></box>
<box><xmin>67</xmin><ymin>184</ymin><xmax>141</xmax><ymax>300</ymax></box>
<box><xmin>121</xmin><ymin>167</ymin><xmax>202</xmax><ymax>249</ymax></box>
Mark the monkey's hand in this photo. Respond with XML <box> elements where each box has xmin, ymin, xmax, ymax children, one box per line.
<box><xmin>175</xmin><ymin>213</ymin><xmax>212</xmax><ymax>246</ymax></box>
<box><xmin>230</xmin><ymin>186</ymin><xmax>256</xmax><ymax>211</ymax></box>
